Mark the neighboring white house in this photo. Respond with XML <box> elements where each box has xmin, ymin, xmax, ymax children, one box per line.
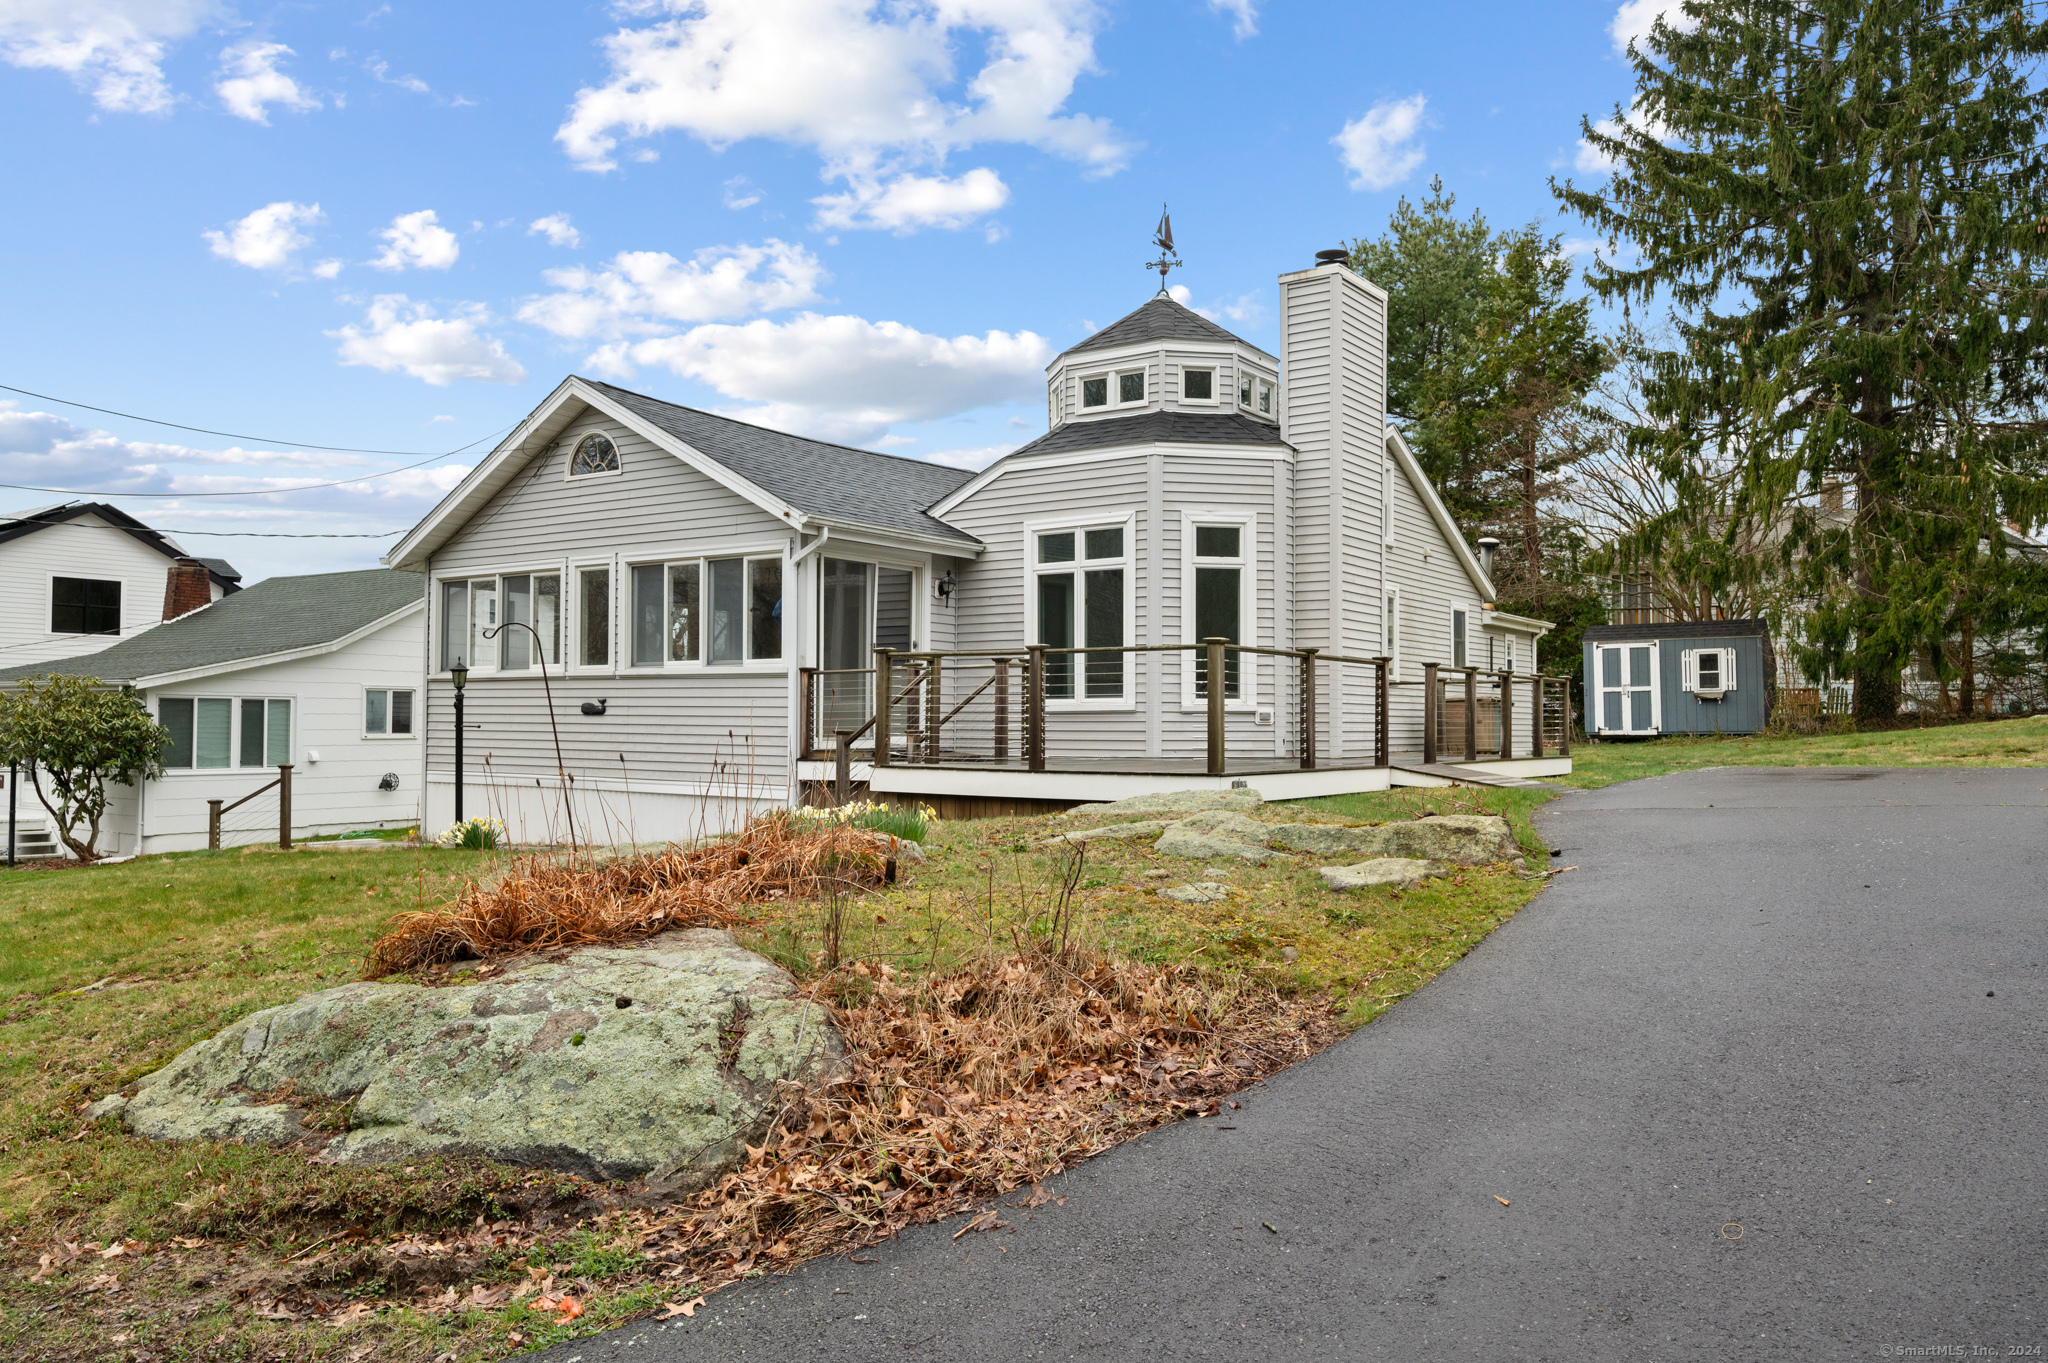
<box><xmin>0</xmin><ymin>569</ymin><xmax>425</xmax><ymax>857</ymax></box>
<box><xmin>0</xmin><ymin>502</ymin><xmax>241</xmax><ymax>667</ymax></box>
<box><xmin>385</xmin><ymin>250</ymin><xmax>1567</xmax><ymax>843</ymax></box>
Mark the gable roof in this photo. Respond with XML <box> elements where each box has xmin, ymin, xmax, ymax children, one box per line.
<box><xmin>1061</xmin><ymin>295</ymin><xmax>1264</xmax><ymax>359</ymax></box>
<box><xmin>1386</xmin><ymin>427</ymin><xmax>1496</xmax><ymax>601</ymax></box>
<box><xmin>1583</xmin><ymin>618</ymin><xmax>1769</xmax><ymax>644</ymax></box>
<box><xmin>0</xmin><ymin>569</ymin><xmax>422</xmax><ymax>686</ymax></box>
<box><xmin>0</xmin><ymin>502</ymin><xmax>241</xmax><ymax>591</ymax></box>
<box><xmin>387</xmin><ymin>376</ymin><xmax>981</xmax><ymax>569</ymax></box>
<box><xmin>582</xmin><ymin>381</ymin><xmax>977</xmax><ymax>544</ymax></box>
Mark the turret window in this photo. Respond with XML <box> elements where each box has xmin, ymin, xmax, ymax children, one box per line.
<box><xmin>1181</xmin><ymin>368</ymin><xmax>1214</xmax><ymax>402</ymax></box>
<box><xmin>1081</xmin><ymin>376</ymin><xmax>1109</xmax><ymax>408</ymax></box>
<box><xmin>1118</xmin><ymin>371</ymin><xmax>1145</xmax><ymax>404</ymax></box>
<box><xmin>1078</xmin><ymin>369</ymin><xmax>1148</xmax><ymax>411</ymax></box>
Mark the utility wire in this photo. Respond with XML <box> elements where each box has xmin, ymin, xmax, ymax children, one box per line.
<box><xmin>0</xmin><ymin>514</ymin><xmax>402</xmax><ymax>539</ymax></box>
<box><xmin>0</xmin><ymin>381</ymin><xmax>511</xmax><ymax>458</ymax></box>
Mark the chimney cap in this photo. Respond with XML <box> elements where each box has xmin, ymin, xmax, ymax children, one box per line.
<box><xmin>1314</xmin><ymin>248</ymin><xmax>1348</xmax><ymax>267</ymax></box>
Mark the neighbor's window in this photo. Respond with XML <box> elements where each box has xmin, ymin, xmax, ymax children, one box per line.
<box><xmin>51</xmin><ymin>577</ymin><xmax>121</xmax><ymax>635</ymax></box>
<box><xmin>570</xmin><ymin>433</ymin><xmax>620</xmax><ymax>475</ymax></box>
<box><xmin>365</xmin><ymin>688</ymin><xmax>415</xmax><ymax>737</ymax></box>
<box><xmin>1452</xmin><ymin>609</ymin><xmax>1469</xmax><ymax>669</ymax></box>
<box><xmin>1192</xmin><ymin>524</ymin><xmax>1244</xmax><ymax>699</ymax></box>
<box><xmin>1035</xmin><ymin>524</ymin><xmax>1126</xmax><ymax>700</ymax></box>
<box><xmin>1181</xmin><ymin>368</ymin><xmax>1214</xmax><ymax>402</ymax></box>
<box><xmin>159</xmin><ymin>696</ymin><xmax>287</xmax><ymax>769</ymax></box>
<box><xmin>1081</xmin><ymin>375</ymin><xmax>1109</xmax><ymax>409</ymax></box>
<box><xmin>579</xmin><ymin>567</ymin><xmax>611</xmax><ymax>667</ymax></box>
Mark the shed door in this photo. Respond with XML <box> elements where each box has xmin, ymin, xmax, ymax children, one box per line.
<box><xmin>1594</xmin><ymin>642</ymin><xmax>1660</xmax><ymax>735</ymax></box>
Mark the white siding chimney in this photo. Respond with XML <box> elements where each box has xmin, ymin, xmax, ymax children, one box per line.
<box><xmin>1278</xmin><ymin>257</ymin><xmax>1388</xmax><ymax>760</ymax></box>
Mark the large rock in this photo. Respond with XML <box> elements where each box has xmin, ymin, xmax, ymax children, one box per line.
<box><xmin>121</xmin><ymin>929</ymin><xmax>843</xmax><ymax>1185</ymax></box>
<box><xmin>1032</xmin><ymin>820</ymin><xmax>1170</xmax><ymax>849</ymax></box>
<box><xmin>1063</xmin><ymin>789</ymin><xmax>1264</xmax><ymax>819</ymax></box>
<box><xmin>1319</xmin><ymin>858</ymin><xmax>1448</xmax><ymax>891</ymax></box>
<box><xmin>1160</xmin><ymin>882</ymin><xmax>1231</xmax><ymax>904</ymax></box>
<box><xmin>1270</xmin><ymin>814</ymin><xmax>1522</xmax><ymax>867</ymax></box>
<box><xmin>1155</xmin><ymin>809</ymin><xmax>1274</xmax><ymax>863</ymax></box>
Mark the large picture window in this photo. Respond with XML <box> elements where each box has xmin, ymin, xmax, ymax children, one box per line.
<box><xmin>628</xmin><ymin>554</ymin><xmax>782</xmax><ymax>666</ymax></box>
<box><xmin>159</xmin><ymin>696</ymin><xmax>290</xmax><ymax>770</ymax></box>
<box><xmin>51</xmin><ymin>577</ymin><xmax>121</xmax><ymax>635</ymax></box>
<box><xmin>1034</xmin><ymin>523</ymin><xmax>1127</xmax><ymax>700</ymax></box>
<box><xmin>1192</xmin><ymin>524</ymin><xmax>1244</xmax><ymax>699</ymax></box>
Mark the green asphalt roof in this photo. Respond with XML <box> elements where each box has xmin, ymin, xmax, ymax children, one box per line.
<box><xmin>0</xmin><ymin>569</ymin><xmax>423</xmax><ymax>686</ymax></box>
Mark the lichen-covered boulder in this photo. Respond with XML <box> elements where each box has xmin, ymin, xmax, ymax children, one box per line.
<box><xmin>1033</xmin><ymin>820</ymin><xmax>1171</xmax><ymax>849</ymax></box>
<box><xmin>1319</xmin><ymin>858</ymin><xmax>1448</xmax><ymax>891</ymax></box>
<box><xmin>1063</xmin><ymin>789</ymin><xmax>1264</xmax><ymax>818</ymax></box>
<box><xmin>121</xmin><ymin>929</ymin><xmax>843</xmax><ymax>1185</ymax></box>
<box><xmin>1271</xmin><ymin>814</ymin><xmax>1522</xmax><ymax>867</ymax></box>
<box><xmin>1156</xmin><ymin>809</ymin><xmax>1274</xmax><ymax>863</ymax></box>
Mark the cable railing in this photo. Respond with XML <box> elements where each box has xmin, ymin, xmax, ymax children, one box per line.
<box><xmin>207</xmin><ymin>764</ymin><xmax>294</xmax><ymax>850</ymax></box>
<box><xmin>1416</xmin><ymin>663</ymin><xmax>1572</xmax><ymax>765</ymax></box>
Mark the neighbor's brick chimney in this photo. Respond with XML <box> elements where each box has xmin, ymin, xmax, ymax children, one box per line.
<box><xmin>162</xmin><ymin>558</ymin><xmax>212</xmax><ymax>620</ymax></box>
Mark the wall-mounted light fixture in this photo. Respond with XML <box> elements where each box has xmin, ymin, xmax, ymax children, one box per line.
<box><xmin>936</xmin><ymin>570</ymin><xmax>956</xmax><ymax>600</ymax></box>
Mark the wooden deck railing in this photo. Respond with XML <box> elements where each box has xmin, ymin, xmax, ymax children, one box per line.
<box><xmin>1416</xmin><ymin>664</ymin><xmax>1572</xmax><ymax>764</ymax></box>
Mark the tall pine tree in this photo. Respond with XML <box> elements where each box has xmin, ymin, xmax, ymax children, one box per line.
<box><xmin>1557</xmin><ymin>0</ymin><xmax>2048</xmax><ymax>721</ymax></box>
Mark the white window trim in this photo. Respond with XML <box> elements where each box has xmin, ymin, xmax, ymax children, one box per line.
<box><xmin>625</xmin><ymin>543</ymin><xmax>794</xmax><ymax>672</ymax></box>
<box><xmin>363</xmin><ymin>686</ymin><xmax>419</xmax><ymax>740</ymax></box>
<box><xmin>155</xmin><ymin>693</ymin><xmax>295</xmax><ymax>774</ymax></box>
<box><xmin>1385</xmin><ymin>586</ymin><xmax>1402</xmax><ymax>681</ymax></box>
<box><xmin>1177</xmin><ymin>364</ymin><xmax>1219</xmax><ymax>406</ymax></box>
<box><xmin>487</xmin><ymin>564</ymin><xmax>569</xmax><ymax>675</ymax></box>
<box><xmin>1593</xmin><ymin>641</ymin><xmax>1663</xmax><ymax>735</ymax></box>
<box><xmin>1178</xmin><ymin>508</ymin><xmax>1259</xmax><ymax>710</ymax></box>
<box><xmin>1237</xmin><ymin>371</ymin><xmax>1277</xmax><ymax>417</ymax></box>
<box><xmin>568</xmin><ymin>555</ymin><xmax>620</xmax><ymax>675</ymax></box>
<box><xmin>1451</xmin><ymin>606</ymin><xmax>1476</xmax><ymax>670</ymax></box>
<box><xmin>1022</xmin><ymin>510</ymin><xmax>1139</xmax><ymax>711</ymax></box>
<box><xmin>1077</xmin><ymin>367</ymin><xmax>1150</xmax><ymax>413</ymax></box>
<box><xmin>564</xmin><ymin>431</ymin><xmax>627</xmax><ymax>480</ymax></box>
<box><xmin>809</xmin><ymin>553</ymin><xmax>926</xmax><ymax>672</ymax></box>
<box><xmin>1681</xmin><ymin>646</ymin><xmax>1736</xmax><ymax>697</ymax></box>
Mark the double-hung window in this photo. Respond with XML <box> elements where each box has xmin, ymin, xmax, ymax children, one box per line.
<box><xmin>628</xmin><ymin>555</ymin><xmax>782</xmax><ymax>666</ymax></box>
<box><xmin>365</xmin><ymin>688</ymin><xmax>416</xmax><ymax>736</ymax></box>
<box><xmin>1034</xmin><ymin>524</ymin><xmax>1127</xmax><ymax>701</ymax></box>
<box><xmin>159</xmin><ymin>696</ymin><xmax>290</xmax><ymax>770</ymax></box>
<box><xmin>1191</xmin><ymin>523</ymin><xmax>1246</xmax><ymax>699</ymax></box>
<box><xmin>52</xmin><ymin>577</ymin><xmax>121</xmax><ymax>635</ymax></box>
<box><xmin>442</xmin><ymin>575</ymin><xmax>562</xmax><ymax>673</ymax></box>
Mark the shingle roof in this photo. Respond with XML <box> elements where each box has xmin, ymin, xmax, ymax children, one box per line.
<box><xmin>585</xmin><ymin>380</ymin><xmax>980</xmax><ymax>544</ymax></box>
<box><xmin>1002</xmin><ymin>410</ymin><xmax>1290</xmax><ymax>461</ymax></box>
<box><xmin>1582</xmin><ymin>618</ymin><xmax>1769</xmax><ymax>643</ymax></box>
<box><xmin>0</xmin><ymin>569</ymin><xmax>423</xmax><ymax>685</ymax></box>
<box><xmin>0</xmin><ymin>502</ymin><xmax>241</xmax><ymax>591</ymax></box>
<box><xmin>1062</xmin><ymin>295</ymin><xmax>1258</xmax><ymax>358</ymax></box>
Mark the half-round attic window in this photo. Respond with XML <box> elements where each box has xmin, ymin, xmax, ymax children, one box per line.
<box><xmin>570</xmin><ymin>433</ymin><xmax>621</xmax><ymax>475</ymax></box>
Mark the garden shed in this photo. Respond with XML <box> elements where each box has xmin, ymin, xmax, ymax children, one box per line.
<box><xmin>1583</xmin><ymin>619</ymin><xmax>1774</xmax><ymax>737</ymax></box>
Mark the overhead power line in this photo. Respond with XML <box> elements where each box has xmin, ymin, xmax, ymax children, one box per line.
<box><xmin>1</xmin><ymin>515</ymin><xmax>401</xmax><ymax>540</ymax></box>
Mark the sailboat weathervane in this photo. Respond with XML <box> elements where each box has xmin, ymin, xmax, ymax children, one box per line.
<box><xmin>1144</xmin><ymin>205</ymin><xmax>1181</xmax><ymax>294</ymax></box>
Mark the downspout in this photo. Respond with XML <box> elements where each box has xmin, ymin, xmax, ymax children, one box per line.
<box><xmin>790</xmin><ymin>525</ymin><xmax>831</xmax><ymax>566</ymax></box>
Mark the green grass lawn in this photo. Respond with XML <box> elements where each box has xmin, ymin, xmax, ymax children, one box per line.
<box><xmin>1558</xmin><ymin>713</ymin><xmax>2048</xmax><ymax>788</ymax></box>
<box><xmin>0</xmin><ymin>790</ymin><xmax>1557</xmax><ymax>1361</ymax></box>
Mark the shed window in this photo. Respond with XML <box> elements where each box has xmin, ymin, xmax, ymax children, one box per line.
<box><xmin>1683</xmin><ymin>647</ymin><xmax>1737</xmax><ymax>695</ymax></box>
<box><xmin>52</xmin><ymin>577</ymin><xmax>121</xmax><ymax>635</ymax></box>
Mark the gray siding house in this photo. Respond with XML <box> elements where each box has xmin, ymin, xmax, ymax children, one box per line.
<box><xmin>387</xmin><ymin>253</ymin><xmax>1566</xmax><ymax>840</ymax></box>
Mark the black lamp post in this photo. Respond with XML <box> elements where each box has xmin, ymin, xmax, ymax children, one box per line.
<box><xmin>449</xmin><ymin>659</ymin><xmax>468</xmax><ymax>824</ymax></box>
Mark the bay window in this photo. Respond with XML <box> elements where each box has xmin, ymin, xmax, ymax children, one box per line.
<box><xmin>1034</xmin><ymin>523</ymin><xmax>1127</xmax><ymax>700</ymax></box>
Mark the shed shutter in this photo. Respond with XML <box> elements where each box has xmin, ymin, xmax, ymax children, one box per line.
<box><xmin>1721</xmin><ymin>647</ymin><xmax>1737</xmax><ymax>691</ymax></box>
<box><xmin>1680</xmin><ymin>648</ymin><xmax>1697</xmax><ymax>691</ymax></box>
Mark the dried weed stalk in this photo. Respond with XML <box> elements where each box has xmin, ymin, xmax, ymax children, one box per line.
<box><xmin>365</xmin><ymin>816</ymin><xmax>895</xmax><ymax>978</ymax></box>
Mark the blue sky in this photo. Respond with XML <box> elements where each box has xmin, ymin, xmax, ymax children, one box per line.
<box><xmin>0</xmin><ymin>0</ymin><xmax>1660</xmax><ymax>582</ymax></box>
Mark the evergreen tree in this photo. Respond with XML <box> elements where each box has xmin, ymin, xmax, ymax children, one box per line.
<box><xmin>1345</xmin><ymin>177</ymin><xmax>1498</xmax><ymax>426</ymax></box>
<box><xmin>1557</xmin><ymin>0</ymin><xmax>2048</xmax><ymax>722</ymax></box>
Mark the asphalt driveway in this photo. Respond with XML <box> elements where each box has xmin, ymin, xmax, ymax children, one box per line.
<box><xmin>549</xmin><ymin>767</ymin><xmax>2047</xmax><ymax>1361</ymax></box>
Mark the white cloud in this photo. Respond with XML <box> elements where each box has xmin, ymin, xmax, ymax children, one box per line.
<box><xmin>813</xmin><ymin>167</ymin><xmax>1009</xmax><ymax>232</ymax></box>
<box><xmin>330</xmin><ymin>295</ymin><xmax>527</xmax><ymax>387</ymax></box>
<box><xmin>202</xmin><ymin>200</ymin><xmax>323</xmax><ymax>271</ymax></box>
<box><xmin>1208</xmin><ymin>0</ymin><xmax>1257</xmax><ymax>40</ymax></box>
<box><xmin>518</xmin><ymin>239</ymin><xmax>826</xmax><ymax>340</ymax></box>
<box><xmin>1167</xmin><ymin>284</ymin><xmax>1265</xmax><ymax>328</ymax></box>
<box><xmin>722</xmin><ymin>176</ymin><xmax>762</xmax><ymax>210</ymax></box>
<box><xmin>365</xmin><ymin>55</ymin><xmax>428</xmax><ymax>93</ymax></box>
<box><xmin>922</xmin><ymin>443</ymin><xmax>1015</xmax><ymax>471</ymax></box>
<box><xmin>1333</xmin><ymin>94</ymin><xmax>1428</xmax><ymax>191</ymax></box>
<box><xmin>0</xmin><ymin>0</ymin><xmax>220</xmax><ymax>114</ymax></box>
<box><xmin>597</xmin><ymin>312</ymin><xmax>1050</xmax><ymax>444</ymax></box>
<box><xmin>529</xmin><ymin>212</ymin><xmax>582</xmax><ymax>248</ymax></box>
<box><xmin>215</xmin><ymin>39</ymin><xmax>320</xmax><ymax>124</ymax></box>
<box><xmin>372</xmin><ymin>209</ymin><xmax>460</xmax><ymax>271</ymax></box>
<box><xmin>312</xmin><ymin>258</ymin><xmax>344</xmax><ymax>278</ymax></box>
<box><xmin>554</xmin><ymin>0</ymin><xmax>1130</xmax><ymax>231</ymax></box>
<box><xmin>1609</xmin><ymin>0</ymin><xmax>1695</xmax><ymax>56</ymax></box>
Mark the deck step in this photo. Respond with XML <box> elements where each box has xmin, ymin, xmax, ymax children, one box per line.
<box><xmin>1389</xmin><ymin>763</ymin><xmax>1558</xmax><ymax>790</ymax></box>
